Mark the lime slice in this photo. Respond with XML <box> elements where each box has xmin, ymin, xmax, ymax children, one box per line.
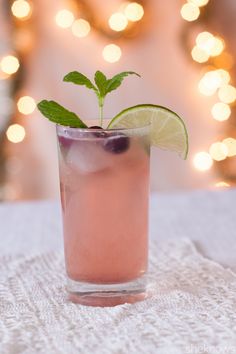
<box><xmin>108</xmin><ymin>104</ymin><xmax>188</xmax><ymax>159</ymax></box>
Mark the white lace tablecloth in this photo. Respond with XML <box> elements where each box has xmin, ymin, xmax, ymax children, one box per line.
<box><xmin>0</xmin><ymin>189</ymin><xmax>236</xmax><ymax>354</ymax></box>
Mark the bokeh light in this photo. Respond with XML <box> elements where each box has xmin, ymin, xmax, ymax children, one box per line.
<box><xmin>198</xmin><ymin>71</ymin><xmax>222</xmax><ymax>96</ymax></box>
<box><xmin>198</xmin><ymin>81</ymin><xmax>215</xmax><ymax>96</ymax></box>
<box><xmin>196</xmin><ymin>32</ymin><xmax>215</xmax><ymax>55</ymax></box>
<box><xmin>72</xmin><ymin>19</ymin><xmax>91</xmax><ymax>37</ymax></box>
<box><xmin>188</xmin><ymin>0</ymin><xmax>209</xmax><ymax>6</ymax></box>
<box><xmin>181</xmin><ymin>3</ymin><xmax>200</xmax><ymax>22</ymax></box>
<box><xmin>191</xmin><ymin>46</ymin><xmax>209</xmax><ymax>63</ymax></box>
<box><xmin>109</xmin><ymin>12</ymin><xmax>128</xmax><ymax>31</ymax></box>
<box><xmin>55</xmin><ymin>9</ymin><xmax>74</xmax><ymax>28</ymax></box>
<box><xmin>17</xmin><ymin>95</ymin><xmax>36</xmax><ymax>115</ymax></box>
<box><xmin>210</xmin><ymin>37</ymin><xmax>224</xmax><ymax>57</ymax></box>
<box><xmin>209</xmin><ymin>142</ymin><xmax>228</xmax><ymax>161</ymax></box>
<box><xmin>211</xmin><ymin>102</ymin><xmax>231</xmax><ymax>121</ymax></box>
<box><xmin>196</xmin><ymin>31</ymin><xmax>214</xmax><ymax>51</ymax></box>
<box><xmin>6</xmin><ymin>124</ymin><xmax>26</xmax><ymax>143</ymax></box>
<box><xmin>216</xmin><ymin>69</ymin><xmax>230</xmax><ymax>85</ymax></box>
<box><xmin>222</xmin><ymin>138</ymin><xmax>236</xmax><ymax>157</ymax></box>
<box><xmin>218</xmin><ymin>84</ymin><xmax>236</xmax><ymax>104</ymax></box>
<box><xmin>215</xmin><ymin>181</ymin><xmax>230</xmax><ymax>188</ymax></box>
<box><xmin>195</xmin><ymin>32</ymin><xmax>224</xmax><ymax>57</ymax></box>
<box><xmin>11</xmin><ymin>0</ymin><xmax>32</xmax><ymax>19</ymax></box>
<box><xmin>193</xmin><ymin>152</ymin><xmax>213</xmax><ymax>171</ymax></box>
<box><xmin>198</xmin><ymin>69</ymin><xmax>230</xmax><ymax>97</ymax></box>
<box><xmin>124</xmin><ymin>2</ymin><xmax>144</xmax><ymax>22</ymax></box>
<box><xmin>0</xmin><ymin>55</ymin><xmax>20</xmax><ymax>75</ymax></box>
<box><xmin>102</xmin><ymin>44</ymin><xmax>122</xmax><ymax>63</ymax></box>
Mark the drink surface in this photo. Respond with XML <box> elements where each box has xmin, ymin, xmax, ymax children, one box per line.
<box><xmin>57</xmin><ymin>126</ymin><xmax>150</xmax><ymax>284</ymax></box>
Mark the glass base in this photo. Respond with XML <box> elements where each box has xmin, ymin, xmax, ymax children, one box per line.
<box><xmin>67</xmin><ymin>275</ymin><xmax>148</xmax><ymax>307</ymax></box>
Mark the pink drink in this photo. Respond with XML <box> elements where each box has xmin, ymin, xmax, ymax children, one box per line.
<box><xmin>57</xmin><ymin>124</ymin><xmax>150</xmax><ymax>306</ymax></box>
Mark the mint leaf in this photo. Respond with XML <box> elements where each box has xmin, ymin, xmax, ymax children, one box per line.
<box><xmin>105</xmin><ymin>71</ymin><xmax>140</xmax><ymax>94</ymax></box>
<box><xmin>94</xmin><ymin>71</ymin><xmax>107</xmax><ymax>97</ymax></box>
<box><xmin>63</xmin><ymin>71</ymin><xmax>97</xmax><ymax>92</ymax></box>
<box><xmin>38</xmin><ymin>70</ymin><xmax>141</xmax><ymax>128</ymax></box>
<box><xmin>37</xmin><ymin>100</ymin><xmax>87</xmax><ymax>128</ymax></box>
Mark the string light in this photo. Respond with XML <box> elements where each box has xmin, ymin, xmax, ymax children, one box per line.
<box><xmin>1</xmin><ymin>1</ymin><xmax>147</xmax><ymax>200</ymax></box>
<box><xmin>53</xmin><ymin>3</ymin><xmax>146</xmax><ymax>63</ymax></box>
<box><xmin>218</xmin><ymin>84</ymin><xmax>236</xmax><ymax>104</ymax></box>
<box><xmin>109</xmin><ymin>12</ymin><xmax>128</xmax><ymax>32</ymax></box>
<box><xmin>210</xmin><ymin>37</ymin><xmax>224</xmax><ymax>57</ymax></box>
<box><xmin>222</xmin><ymin>138</ymin><xmax>236</xmax><ymax>157</ymax></box>
<box><xmin>198</xmin><ymin>69</ymin><xmax>230</xmax><ymax>97</ymax></box>
<box><xmin>211</xmin><ymin>102</ymin><xmax>231</xmax><ymax>121</ymax></box>
<box><xmin>209</xmin><ymin>142</ymin><xmax>228</xmax><ymax>161</ymax></box>
<box><xmin>194</xmin><ymin>32</ymin><xmax>224</xmax><ymax>59</ymax></box>
<box><xmin>72</xmin><ymin>19</ymin><xmax>91</xmax><ymax>37</ymax></box>
<box><xmin>0</xmin><ymin>55</ymin><xmax>20</xmax><ymax>75</ymax></box>
<box><xmin>193</xmin><ymin>152</ymin><xmax>213</xmax><ymax>171</ymax></box>
<box><xmin>17</xmin><ymin>95</ymin><xmax>36</xmax><ymax>115</ymax></box>
<box><xmin>191</xmin><ymin>46</ymin><xmax>209</xmax><ymax>63</ymax></box>
<box><xmin>180</xmin><ymin>3</ymin><xmax>200</xmax><ymax>22</ymax></box>
<box><xmin>198</xmin><ymin>82</ymin><xmax>214</xmax><ymax>96</ymax></box>
<box><xmin>181</xmin><ymin>2</ymin><xmax>235</xmax><ymax>187</ymax></box>
<box><xmin>11</xmin><ymin>0</ymin><xmax>32</xmax><ymax>20</ymax></box>
<box><xmin>196</xmin><ymin>31</ymin><xmax>214</xmax><ymax>52</ymax></box>
<box><xmin>6</xmin><ymin>124</ymin><xmax>26</xmax><ymax>143</ymax></box>
<box><xmin>216</xmin><ymin>69</ymin><xmax>230</xmax><ymax>85</ymax></box>
<box><xmin>102</xmin><ymin>44</ymin><xmax>122</xmax><ymax>63</ymax></box>
<box><xmin>124</xmin><ymin>2</ymin><xmax>144</xmax><ymax>22</ymax></box>
<box><xmin>215</xmin><ymin>181</ymin><xmax>230</xmax><ymax>188</ymax></box>
<box><xmin>55</xmin><ymin>9</ymin><xmax>74</xmax><ymax>28</ymax></box>
<box><xmin>188</xmin><ymin>0</ymin><xmax>209</xmax><ymax>6</ymax></box>
<box><xmin>205</xmin><ymin>70</ymin><xmax>225</xmax><ymax>88</ymax></box>
<box><xmin>198</xmin><ymin>71</ymin><xmax>222</xmax><ymax>96</ymax></box>
<box><xmin>196</xmin><ymin>31</ymin><xmax>213</xmax><ymax>47</ymax></box>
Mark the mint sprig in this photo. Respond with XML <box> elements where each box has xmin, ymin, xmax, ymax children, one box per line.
<box><xmin>63</xmin><ymin>70</ymin><xmax>140</xmax><ymax>127</ymax></box>
<box><xmin>37</xmin><ymin>100</ymin><xmax>87</xmax><ymax>128</ymax></box>
<box><xmin>37</xmin><ymin>70</ymin><xmax>140</xmax><ymax>128</ymax></box>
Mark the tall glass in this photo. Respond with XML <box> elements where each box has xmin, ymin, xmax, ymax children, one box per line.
<box><xmin>57</xmin><ymin>122</ymin><xmax>150</xmax><ymax>306</ymax></box>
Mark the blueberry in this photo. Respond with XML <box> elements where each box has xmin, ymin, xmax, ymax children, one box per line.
<box><xmin>103</xmin><ymin>133</ymin><xmax>130</xmax><ymax>154</ymax></box>
<box><xmin>58</xmin><ymin>135</ymin><xmax>72</xmax><ymax>148</ymax></box>
<box><xmin>89</xmin><ymin>125</ymin><xmax>108</xmax><ymax>138</ymax></box>
<box><xmin>90</xmin><ymin>126</ymin><xmax>130</xmax><ymax>153</ymax></box>
<box><xmin>89</xmin><ymin>125</ymin><xmax>103</xmax><ymax>129</ymax></box>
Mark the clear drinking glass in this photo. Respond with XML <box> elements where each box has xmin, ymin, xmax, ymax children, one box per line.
<box><xmin>57</xmin><ymin>122</ymin><xmax>150</xmax><ymax>306</ymax></box>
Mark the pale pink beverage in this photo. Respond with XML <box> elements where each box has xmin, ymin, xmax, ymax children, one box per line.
<box><xmin>57</xmin><ymin>123</ymin><xmax>150</xmax><ymax>306</ymax></box>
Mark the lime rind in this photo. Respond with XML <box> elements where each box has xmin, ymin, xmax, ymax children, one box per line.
<box><xmin>108</xmin><ymin>104</ymin><xmax>188</xmax><ymax>159</ymax></box>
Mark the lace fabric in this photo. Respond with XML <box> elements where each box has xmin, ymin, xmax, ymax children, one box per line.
<box><xmin>0</xmin><ymin>238</ymin><xmax>236</xmax><ymax>354</ymax></box>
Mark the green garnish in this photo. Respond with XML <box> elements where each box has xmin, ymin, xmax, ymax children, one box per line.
<box><xmin>37</xmin><ymin>70</ymin><xmax>140</xmax><ymax>128</ymax></box>
<box><xmin>37</xmin><ymin>100</ymin><xmax>87</xmax><ymax>128</ymax></box>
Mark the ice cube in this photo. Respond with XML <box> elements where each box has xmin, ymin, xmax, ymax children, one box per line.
<box><xmin>66</xmin><ymin>140</ymin><xmax>114</xmax><ymax>174</ymax></box>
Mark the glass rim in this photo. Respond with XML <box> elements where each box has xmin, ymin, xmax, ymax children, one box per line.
<box><xmin>56</xmin><ymin>122</ymin><xmax>151</xmax><ymax>136</ymax></box>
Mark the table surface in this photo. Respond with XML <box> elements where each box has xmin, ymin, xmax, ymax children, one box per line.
<box><xmin>1</xmin><ymin>188</ymin><xmax>236</xmax><ymax>270</ymax></box>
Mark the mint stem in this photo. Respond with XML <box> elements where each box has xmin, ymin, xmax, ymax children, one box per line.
<box><xmin>99</xmin><ymin>97</ymin><xmax>104</xmax><ymax>127</ymax></box>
